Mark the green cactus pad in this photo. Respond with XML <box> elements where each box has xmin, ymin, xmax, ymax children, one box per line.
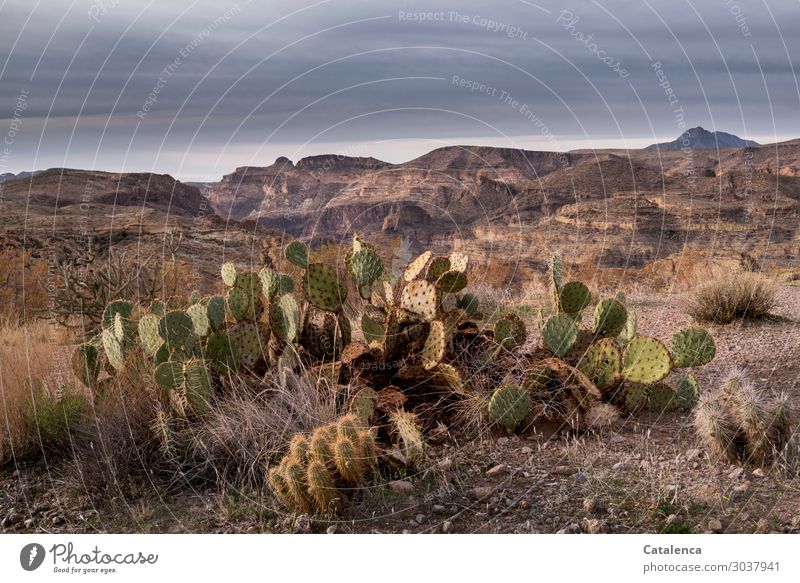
<box><xmin>622</xmin><ymin>336</ymin><xmax>672</xmax><ymax>384</ymax></box>
<box><xmin>624</xmin><ymin>384</ymin><xmax>649</xmax><ymax>412</ymax></box>
<box><xmin>676</xmin><ymin>373</ymin><xmax>700</xmax><ymax>410</ymax></box>
<box><xmin>425</xmin><ymin>257</ymin><xmax>451</xmax><ymax>282</ymax></box>
<box><xmin>448</xmin><ymin>251</ymin><xmax>469</xmax><ymax>272</ymax></box>
<box><xmin>158</xmin><ymin>310</ymin><xmax>194</xmax><ymax>349</ymax></box>
<box><xmin>421</xmin><ymin>320</ymin><xmax>446</xmax><ymax>370</ymax></box>
<box><xmin>112</xmin><ymin>312</ymin><xmax>126</xmax><ymax>343</ymax></box>
<box><xmin>206</xmin><ymin>295</ymin><xmax>226</xmax><ymax>330</ymax></box>
<box><xmin>578</xmin><ymin>337</ymin><xmax>622</xmax><ymax>390</ymax></box>
<box><xmin>102</xmin><ymin>300</ymin><xmax>133</xmax><ymax>330</ymax></box>
<box><xmin>542</xmin><ymin>314</ymin><xmax>578</xmax><ymax>357</ymax></box>
<box><xmin>457</xmin><ymin>293</ymin><xmax>479</xmax><ymax>317</ymax></box>
<box><xmin>494</xmin><ymin>313</ymin><xmax>527</xmax><ymax>350</ymax></box>
<box><xmin>284</xmin><ymin>241</ymin><xmax>309</xmax><ymax>269</ymax></box>
<box><xmin>670</xmin><ymin>328</ymin><xmax>716</xmax><ymax>368</ymax></box>
<box><xmin>187</xmin><ymin>303</ymin><xmax>211</xmax><ymax>337</ymax></box>
<box><xmin>350</xmin><ymin>387</ymin><xmax>378</xmax><ymax>426</ymax></box>
<box><xmin>436</xmin><ymin>270</ymin><xmax>468</xmax><ymax>294</ymax></box>
<box><xmin>154</xmin><ymin>343</ymin><xmax>169</xmax><ymax>366</ymax></box>
<box><xmin>228</xmin><ymin>321</ymin><xmax>267</xmax><ymax>370</ymax></box>
<box><xmin>148</xmin><ymin>299</ymin><xmax>166</xmax><ymax>316</ymax></box>
<box><xmin>592</xmin><ymin>298</ymin><xmax>628</xmax><ymax>337</ymax></box>
<box><xmin>184</xmin><ymin>359</ymin><xmax>212</xmax><ymax>414</ymax></box>
<box><xmin>204</xmin><ymin>331</ymin><xmax>239</xmax><ymax>372</ymax></box>
<box><xmin>401</xmin><ymin>279</ymin><xmax>439</xmax><ymax>321</ymax></box>
<box><xmin>303</xmin><ymin>263</ymin><xmax>347</xmax><ymax>312</ymax></box>
<box><xmin>227</xmin><ymin>287</ymin><xmax>260</xmax><ymax>321</ymax></box>
<box><xmin>234</xmin><ymin>271</ymin><xmax>261</xmax><ymax>295</ymax></box>
<box><xmin>403</xmin><ymin>250</ymin><xmax>432</xmax><ymax>282</ymax></box>
<box><xmin>71</xmin><ymin>344</ymin><xmax>100</xmax><ymax>389</ymax></box>
<box><xmin>431</xmin><ymin>363</ymin><xmax>465</xmax><ymax>394</ymax></box>
<box><xmin>221</xmin><ymin>262</ymin><xmax>237</xmax><ymax>287</ymax></box>
<box><xmin>101</xmin><ymin>328</ymin><xmax>125</xmax><ymax>370</ymax></box>
<box><xmin>154</xmin><ymin>361</ymin><xmax>184</xmax><ymax>389</ymax></box>
<box><xmin>349</xmin><ymin>248</ymin><xmax>383</xmax><ymax>287</ymax></box>
<box><xmin>647</xmin><ymin>383</ymin><xmax>679</xmax><ymax>412</ymax></box>
<box><xmin>559</xmin><ymin>281</ymin><xmax>591</xmax><ymax>314</ymax></box>
<box><xmin>137</xmin><ymin>314</ymin><xmax>163</xmax><ymax>356</ymax></box>
<box><xmin>550</xmin><ymin>254</ymin><xmax>563</xmax><ymax>293</ymax></box>
<box><xmin>269</xmin><ymin>294</ymin><xmax>300</xmax><ymax>343</ymax></box>
<box><xmin>361</xmin><ymin>313</ymin><xmax>384</xmax><ymax>344</ymax></box>
<box><xmin>616</xmin><ymin>309</ymin><xmax>637</xmax><ymax>346</ymax></box>
<box><xmin>488</xmin><ymin>385</ymin><xmax>531</xmax><ymax>432</ymax></box>
<box><xmin>259</xmin><ymin>267</ymin><xmax>280</xmax><ymax>299</ymax></box>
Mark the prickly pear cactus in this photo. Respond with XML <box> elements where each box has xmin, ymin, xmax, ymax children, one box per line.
<box><xmin>542</xmin><ymin>314</ymin><xmax>578</xmax><ymax>357</ymax></box>
<box><xmin>559</xmin><ymin>281</ymin><xmax>591</xmax><ymax>314</ymax></box>
<box><xmin>350</xmin><ymin>387</ymin><xmax>378</xmax><ymax>426</ymax></box>
<box><xmin>621</xmin><ymin>335</ymin><xmax>672</xmax><ymax>384</ymax></box>
<box><xmin>228</xmin><ymin>321</ymin><xmax>268</xmax><ymax>370</ymax></box>
<box><xmin>670</xmin><ymin>328</ymin><xmax>716</xmax><ymax>368</ymax></box>
<box><xmin>360</xmin><ymin>313</ymin><xmax>384</xmax><ymax>344</ymax></box>
<box><xmin>138</xmin><ymin>314</ymin><xmax>163</xmax><ymax>356</ymax></box>
<box><xmin>494</xmin><ymin>313</ymin><xmax>527</xmax><ymax>350</ymax></box>
<box><xmin>458</xmin><ymin>293</ymin><xmax>479</xmax><ymax>318</ymax></box>
<box><xmin>285</xmin><ymin>240</ymin><xmax>309</xmax><ymax>269</ymax></box>
<box><xmin>390</xmin><ymin>409</ymin><xmax>425</xmax><ymax>468</ymax></box>
<box><xmin>349</xmin><ymin>247</ymin><xmax>383</xmax><ymax>288</ymax></box>
<box><xmin>647</xmin><ymin>383</ymin><xmax>679</xmax><ymax>411</ymax></box>
<box><xmin>403</xmin><ymin>250</ymin><xmax>432</xmax><ymax>282</ymax></box>
<box><xmin>159</xmin><ymin>310</ymin><xmax>194</xmax><ymax>350</ymax></box>
<box><xmin>676</xmin><ymin>373</ymin><xmax>700</xmax><ymax>409</ymax></box>
<box><xmin>578</xmin><ymin>337</ymin><xmax>622</xmax><ymax>390</ymax></box>
<box><xmin>448</xmin><ymin>251</ymin><xmax>469</xmax><ymax>272</ymax></box>
<box><xmin>436</xmin><ymin>270</ymin><xmax>468</xmax><ymax>294</ymax></box>
<box><xmin>302</xmin><ymin>308</ymin><xmax>341</xmax><ymax>360</ymax></box>
<box><xmin>425</xmin><ymin>257</ymin><xmax>451</xmax><ymax>282</ymax></box>
<box><xmin>421</xmin><ymin>320</ymin><xmax>446</xmax><ymax>370</ymax></box>
<box><xmin>154</xmin><ymin>361</ymin><xmax>184</xmax><ymax>389</ymax></box>
<box><xmin>488</xmin><ymin>385</ymin><xmax>531</xmax><ymax>432</ymax></box>
<box><xmin>102</xmin><ymin>299</ymin><xmax>133</xmax><ymax>330</ymax></box>
<box><xmin>303</xmin><ymin>263</ymin><xmax>347</xmax><ymax>312</ymax></box>
<box><xmin>592</xmin><ymin>298</ymin><xmax>628</xmax><ymax>338</ymax></box>
<box><xmin>187</xmin><ymin>303</ymin><xmax>211</xmax><ymax>337</ymax></box>
<box><xmin>101</xmin><ymin>328</ymin><xmax>125</xmax><ymax>370</ymax></box>
<box><xmin>221</xmin><ymin>263</ymin><xmax>237</xmax><ymax>287</ymax></box>
<box><xmin>269</xmin><ymin>294</ymin><xmax>300</xmax><ymax>343</ymax></box>
<box><xmin>184</xmin><ymin>359</ymin><xmax>212</xmax><ymax>414</ymax></box>
<box><xmin>71</xmin><ymin>344</ymin><xmax>100</xmax><ymax>389</ymax></box>
<box><xmin>616</xmin><ymin>309</ymin><xmax>637</xmax><ymax>346</ymax></box>
<box><xmin>401</xmin><ymin>279</ymin><xmax>439</xmax><ymax>322</ymax></box>
<box><xmin>624</xmin><ymin>383</ymin><xmax>649</xmax><ymax>412</ymax></box>
<box><xmin>204</xmin><ymin>331</ymin><xmax>239</xmax><ymax>372</ymax></box>
<box><xmin>430</xmin><ymin>363</ymin><xmax>465</xmax><ymax>394</ymax></box>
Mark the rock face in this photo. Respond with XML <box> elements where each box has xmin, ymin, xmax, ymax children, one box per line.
<box><xmin>205</xmin><ymin>140</ymin><xmax>800</xmax><ymax>270</ymax></box>
<box><xmin>647</xmin><ymin>126</ymin><xmax>759</xmax><ymax>150</ymax></box>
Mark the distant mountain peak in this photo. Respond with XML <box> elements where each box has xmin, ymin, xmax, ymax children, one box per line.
<box><xmin>647</xmin><ymin>126</ymin><xmax>759</xmax><ymax>150</ymax></box>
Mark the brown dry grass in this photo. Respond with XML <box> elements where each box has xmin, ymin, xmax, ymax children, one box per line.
<box><xmin>688</xmin><ymin>267</ymin><xmax>777</xmax><ymax>324</ymax></box>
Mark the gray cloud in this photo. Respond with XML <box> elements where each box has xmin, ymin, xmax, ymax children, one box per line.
<box><xmin>1</xmin><ymin>0</ymin><xmax>798</xmax><ymax>180</ymax></box>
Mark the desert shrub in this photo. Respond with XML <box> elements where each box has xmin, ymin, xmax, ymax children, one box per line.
<box><xmin>689</xmin><ymin>269</ymin><xmax>776</xmax><ymax>324</ymax></box>
<box><xmin>178</xmin><ymin>371</ymin><xmax>340</xmax><ymax>486</ymax></box>
<box><xmin>694</xmin><ymin>369</ymin><xmax>796</xmax><ymax>467</ymax></box>
<box><xmin>0</xmin><ymin>320</ymin><xmax>72</xmax><ymax>462</ymax></box>
<box><xmin>26</xmin><ymin>383</ymin><xmax>85</xmax><ymax>449</ymax></box>
<box><xmin>0</xmin><ymin>248</ymin><xmax>51</xmax><ymax>323</ymax></box>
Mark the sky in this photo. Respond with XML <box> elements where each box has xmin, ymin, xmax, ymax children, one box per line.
<box><xmin>0</xmin><ymin>0</ymin><xmax>798</xmax><ymax>181</ymax></box>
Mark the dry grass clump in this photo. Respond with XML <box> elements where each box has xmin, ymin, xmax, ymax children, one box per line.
<box><xmin>694</xmin><ymin>368</ymin><xmax>796</xmax><ymax>467</ymax></box>
<box><xmin>0</xmin><ymin>319</ymin><xmax>82</xmax><ymax>463</ymax></box>
<box><xmin>178</xmin><ymin>370</ymin><xmax>341</xmax><ymax>486</ymax></box>
<box><xmin>688</xmin><ymin>268</ymin><xmax>776</xmax><ymax>324</ymax></box>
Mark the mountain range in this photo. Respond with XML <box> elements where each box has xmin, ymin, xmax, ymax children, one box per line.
<box><xmin>646</xmin><ymin>126</ymin><xmax>759</xmax><ymax>150</ymax></box>
<box><xmin>2</xmin><ymin>128</ymin><xmax>798</xmax><ymax>280</ymax></box>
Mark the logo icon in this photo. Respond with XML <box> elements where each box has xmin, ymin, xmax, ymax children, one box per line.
<box><xmin>20</xmin><ymin>543</ymin><xmax>46</xmax><ymax>571</ymax></box>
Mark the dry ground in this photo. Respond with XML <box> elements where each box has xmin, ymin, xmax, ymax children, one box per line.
<box><xmin>1</xmin><ymin>287</ymin><xmax>799</xmax><ymax>534</ymax></box>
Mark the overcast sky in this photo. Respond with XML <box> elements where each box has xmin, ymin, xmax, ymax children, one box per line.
<box><xmin>1</xmin><ymin>0</ymin><xmax>798</xmax><ymax>181</ymax></box>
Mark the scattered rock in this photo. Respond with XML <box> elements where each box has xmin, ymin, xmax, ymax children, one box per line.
<box><xmin>24</xmin><ymin>518</ymin><xmax>35</xmax><ymax>529</ymax></box>
<box><xmin>612</xmin><ymin>461</ymin><xmax>628</xmax><ymax>471</ymax></box>
<box><xmin>520</xmin><ymin>446</ymin><xmax>533</xmax><ymax>454</ymax></box>
<box><xmin>326</xmin><ymin>525</ymin><xmax>337</xmax><ymax>534</ymax></box>
<box><xmin>752</xmin><ymin>468</ymin><xmax>765</xmax><ymax>478</ymax></box>
<box><xmin>574</xmin><ymin>472</ymin><xmax>588</xmax><ymax>485</ymax></box>
<box><xmin>415</xmin><ymin>514</ymin><xmax>427</xmax><ymax>525</ymax></box>
<box><xmin>685</xmin><ymin>448</ymin><xmax>701</xmax><ymax>461</ymax></box>
<box><xmin>497</xmin><ymin>437</ymin><xmax>509</xmax><ymax>446</ymax></box>
<box><xmin>583</xmin><ymin>518</ymin><xmax>609</xmax><ymax>534</ymax></box>
<box><xmin>432</xmin><ymin>504</ymin><xmax>447</xmax><ymax>515</ymax></box>
<box><xmin>556</xmin><ymin>523</ymin><xmax>581</xmax><ymax>534</ymax></box>
<box><xmin>51</xmin><ymin>515</ymin><xmax>65</xmax><ymax>526</ymax></box>
<box><xmin>442</xmin><ymin>520</ymin><xmax>453</xmax><ymax>533</ymax></box>
<box><xmin>486</xmin><ymin>464</ymin><xmax>507</xmax><ymax>477</ymax></box>
<box><xmin>473</xmin><ymin>486</ymin><xmax>494</xmax><ymax>499</ymax></box>
<box><xmin>708</xmin><ymin>519</ymin><xmax>724</xmax><ymax>533</ymax></box>
<box><xmin>388</xmin><ymin>480</ymin><xmax>414</xmax><ymax>494</ymax></box>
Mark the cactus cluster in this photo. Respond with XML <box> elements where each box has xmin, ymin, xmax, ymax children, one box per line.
<box><xmin>268</xmin><ymin>415</ymin><xmax>377</xmax><ymax>514</ymax></box>
<box><xmin>694</xmin><ymin>369</ymin><xmax>796</xmax><ymax>466</ymax></box>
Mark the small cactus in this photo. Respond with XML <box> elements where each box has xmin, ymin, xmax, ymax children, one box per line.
<box><xmin>559</xmin><ymin>281</ymin><xmax>591</xmax><ymax>314</ymax></box>
<box><xmin>542</xmin><ymin>314</ymin><xmax>578</xmax><ymax>357</ymax></box>
<box><xmin>390</xmin><ymin>409</ymin><xmax>425</xmax><ymax>468</ymax></box>
<box><xmin>670</xmin><ymin>328</ymin><xmax>716</xmax><ymax>368</ymax></box>
<box><xmin>401</xmin><ymin>279</ymin><xmax>439</xmax><ymax>322</ymax></box>
<box><xmin>303</xmin><ymin>263</ymin><xmax>347</xmax><ymax>312</ymax></box>
<box><xmin>488</xmin><ymin>385</ymin><xmax>531</xmax><ymax>432</ymax></box>
<box><xmin>621</xmin><ymin>336</ymin><xmax>672</xmax><ymax>384</ymax></box>
<box><xmin>494</xmin><ymin>313</ymin><xmax>527</xmax><ymax>350</ymax></box>
<box><xmin>592</xmin><ymin>298</ymin><xmax>628</xmax><ymax>338</ymax></box>
<box><xmin>285</xmin><ymin>240</ymin><xmax>309</xmax><ymax>269</ymax></box>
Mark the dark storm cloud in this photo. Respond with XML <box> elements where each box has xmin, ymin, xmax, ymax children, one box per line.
<box><xmin>1</xmin><ymin>0</ymin><xmax>798</xmax><ymax>179</ymax></box>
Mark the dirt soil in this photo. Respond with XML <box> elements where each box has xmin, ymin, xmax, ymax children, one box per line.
<box><xmin>2</xmin><ymin>287</ymin><xmax>799</xmax><ymax>534</ymax></box>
